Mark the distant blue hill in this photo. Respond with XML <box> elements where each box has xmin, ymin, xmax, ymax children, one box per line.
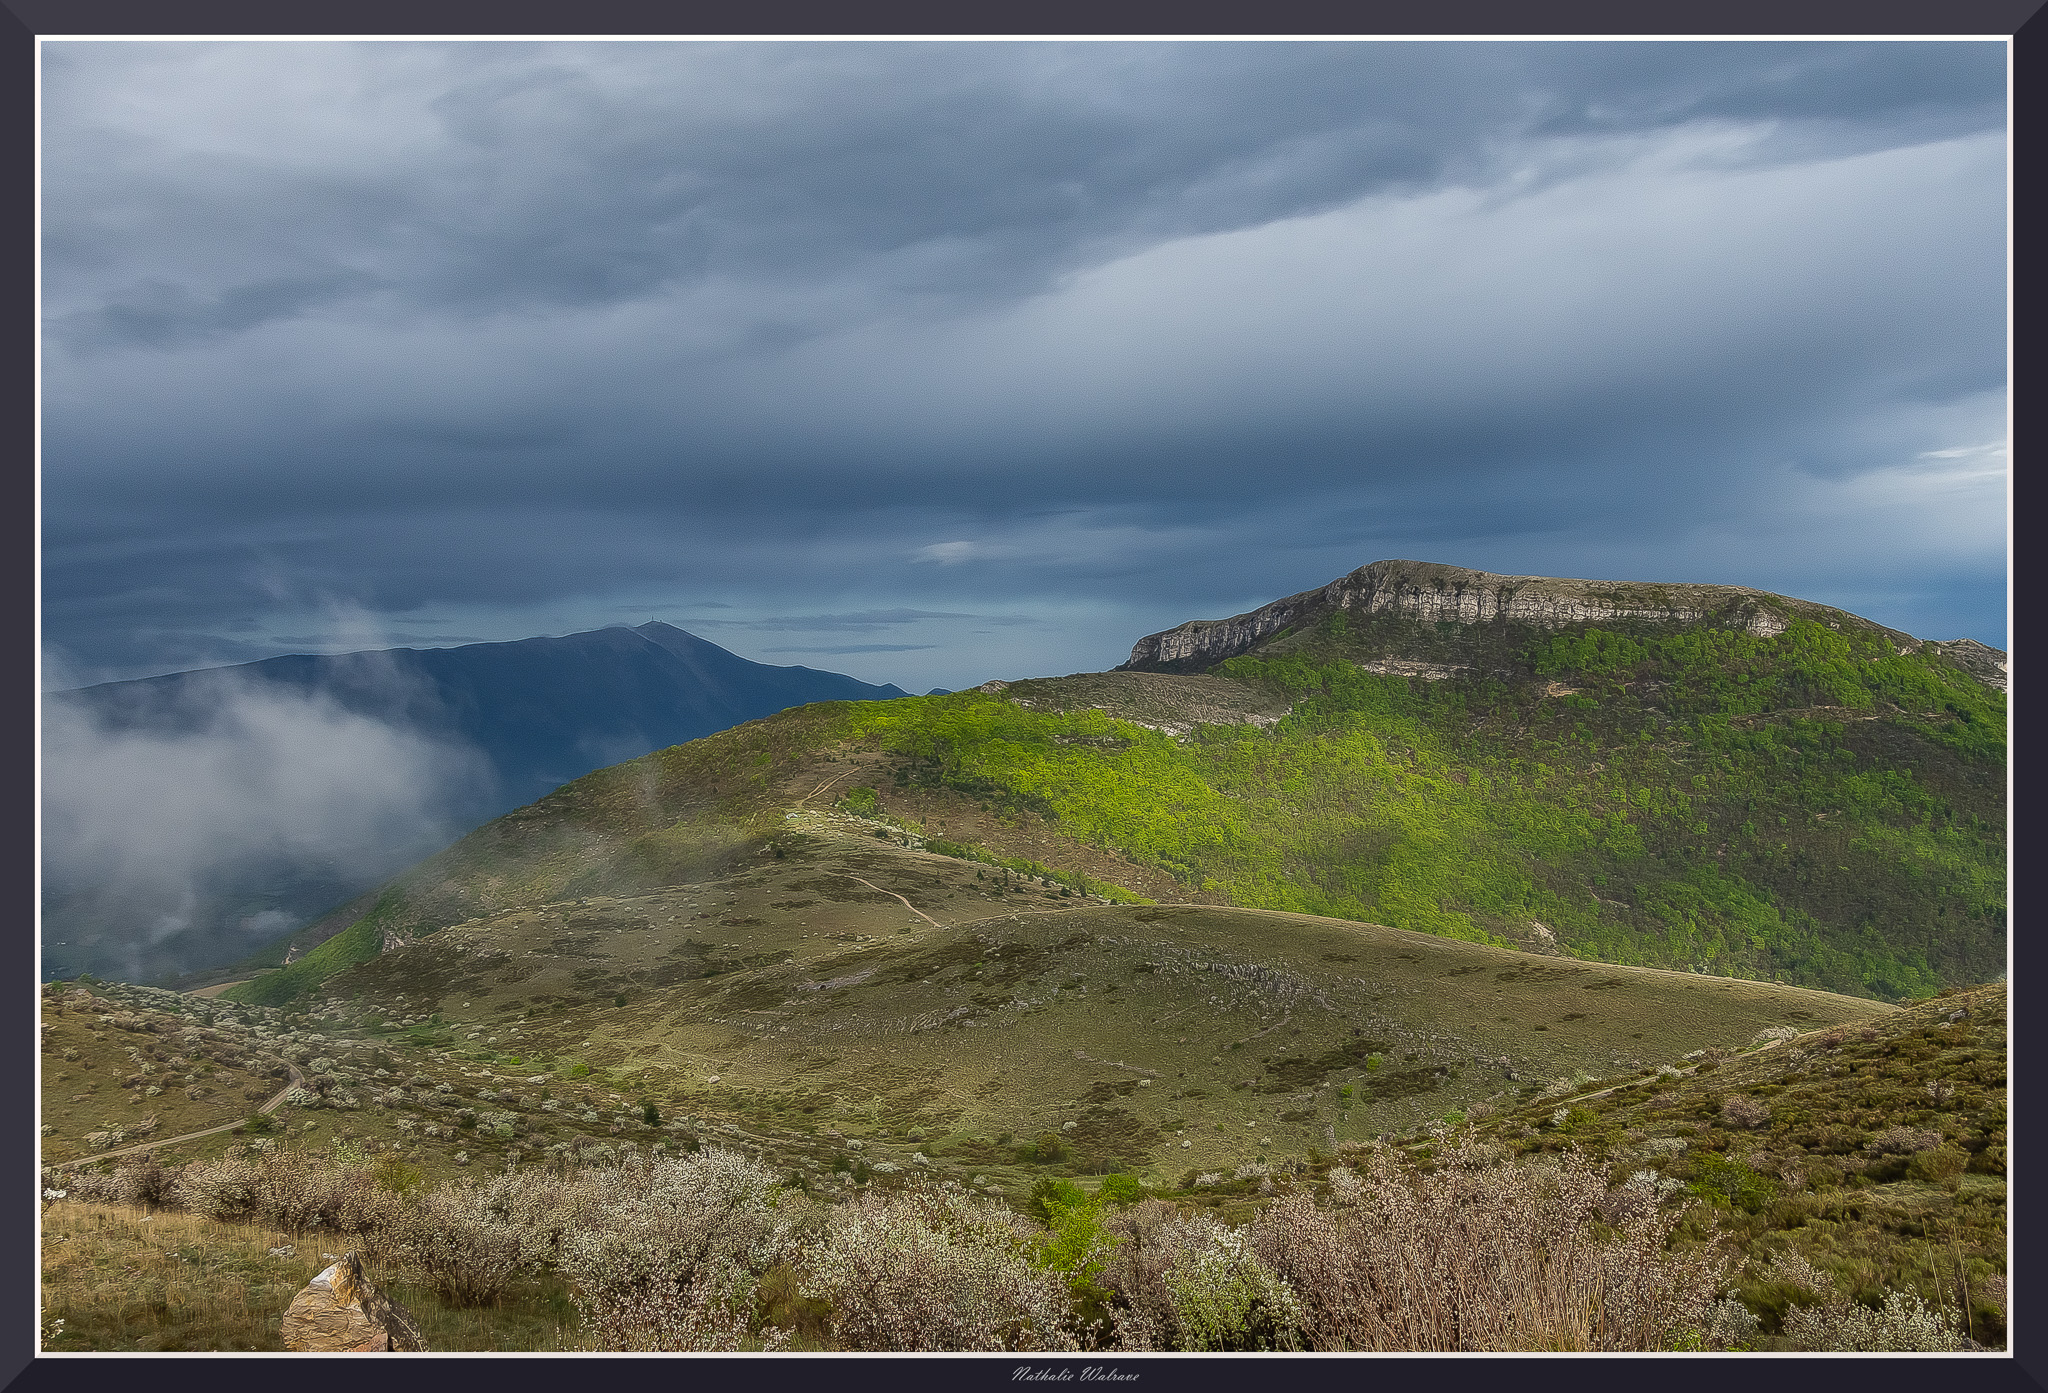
<box><xmin>45</xmin><ymin>622</ymin><xmax>910</xmax><ymax>983</ymax></box>
<box><xmin>60</xmin><ymin>621</ymin><xmax>909</xmax><ymax>816</ymax></box>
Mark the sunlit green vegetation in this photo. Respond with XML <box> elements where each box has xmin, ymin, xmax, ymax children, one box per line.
<box><xmin>835</xmin><ymin>619</ymin><xmax>2002</xmax><ymax>1001</ymax></box>
<box><xmin>226</xmin><ymin>891</ymin><xmax>408</xmax><ymax>1007</ymax></box>
<box><xmin>228</xmin><ymin>614</ymin><xmax>2001</xmax><ymax>1008</ymax></box>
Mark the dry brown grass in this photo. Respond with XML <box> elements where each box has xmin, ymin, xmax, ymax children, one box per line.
<box><xmin>1246</xmin><ymin>1138</ymin><xmax>1745</xmax><ymax>1351</ymax></box>
<box><xmin>40</xmin><ymin>1201</ymin><xmax>308</xmax><ymax>1351</ymax></box>
<box><xmin>39</xmin><ymin>1200</ymin><xmax>581</xmax><ymax>1352</ymax></box>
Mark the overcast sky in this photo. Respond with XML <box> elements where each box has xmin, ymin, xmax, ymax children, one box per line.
<box><xmin>40</xmin><ymin>40</ymin><xmax>2008</xmax><ymax>694</ymax></box>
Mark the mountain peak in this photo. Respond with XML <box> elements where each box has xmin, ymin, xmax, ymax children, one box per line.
<box><xmin>1119</xmin><ymin>558</ymin><xmax>1944</xmax><ymax>676</ymax></box>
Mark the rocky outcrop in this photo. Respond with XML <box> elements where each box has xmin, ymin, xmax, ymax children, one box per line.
<box><xmin>280</xmin><ymin>1252</ymin><xmax>428</xmax><ymax>1352</ymax></box>
<box><xmin>1119</xmin><ymin>559</ymin><xmax>1916</xmax><ymax>673</ymax></box>
<box><xmin>1920</xmin><ymin>638</ymin><xmax>2008</xmax><ymax>693</ymax></box>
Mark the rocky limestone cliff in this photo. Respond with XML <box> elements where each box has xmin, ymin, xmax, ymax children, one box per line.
<box><xmin>1117</xmin><ymin>559</ymin><xmax>1987</xmax><ymax>677</ymax></box>
<box><xmin>1921</xmin><ymin>638</ymin><xmax>2009</xmax><ymax>693</ymax></box>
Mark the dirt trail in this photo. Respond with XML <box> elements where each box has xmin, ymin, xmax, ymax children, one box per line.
<box><xmin>795</xmin><ymin>771</ymin><xmax>847</xmax><ymax>807</ymax></box>
<box><xmin>1548</xmin><ymin>1037</ymin><xmax>1791</xmax><ymax>1112</ymax></box>
<box><xmin>846</xmin><ymin>876</ymin><xmax>946</xmax><ymax>930</ymax></box>
<box><xmin>72</xmin><ymin>1063</ymin><xmax>306</xmax><ymax>1166</ymax></box>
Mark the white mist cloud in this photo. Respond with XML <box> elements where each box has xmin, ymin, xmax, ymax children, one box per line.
<box><xmin>40</xmin><ymin>666</ymin><xmax>493</xmax><ymax>971</ymax></box>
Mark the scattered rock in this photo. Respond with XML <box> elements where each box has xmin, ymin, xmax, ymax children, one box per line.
<box><xmin>280</xmin><ymin>1252</ymin><xmax>427</xmax><ymax>1352</ymax></box>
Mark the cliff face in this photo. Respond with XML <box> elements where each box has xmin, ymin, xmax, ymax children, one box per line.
<box><xmin>1118</xmin><ymin>559</ymin><xmax>1950</xmax><ymax>674</ymax></box>
<box><xmin>1921</xmin><ymin>638</ymin><xmax>2009</xmax><ymax>693</ymax></box>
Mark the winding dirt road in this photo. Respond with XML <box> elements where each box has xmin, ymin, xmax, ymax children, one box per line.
<box><xmin>73</xmin><ymin>1062</ymin><xmax>307</xmax><ymax>1166</ymax></box>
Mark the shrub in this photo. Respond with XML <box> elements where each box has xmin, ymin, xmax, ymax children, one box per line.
<box><xmin>1864</xmin><ymin>1126</ymin><xmax>1943</xmax><ymax>1157</ymax></box>
<box><xmin>391</xmin><ymin>1184</ymin><xmax>524</xmax><ymax>1307</ymax></box>
<box><xmin>1738</xmin><ymin>1248</ymin><xmax>1837</xmax><ymax>1332</ymax></box>
<box><xmin>561</xmin><ymin>1150</ymin><xmax>806</xmax><ymax>1350</ymax></box>
<box><xmin>1247</xmin><ymin>1141</ymin><xmax>1733</xmax><ymax>1351</ymax></box>
<box><xmin>1097</xmin><ymin>1174</ymin><xmax>1146</xmax><ymax>1206</ymax></box>
<box><xmin>58</xmin><ymin>1154</ymin><xmax>182</xmax><ymax>1209</ymax></box>
<box><xmin>1906</xmin><ymin>1145</ymin><xmax>1969</xmax><ymax>1190</ymax></box>
<box><xmin>465</xmin><ymin>1166</ymin><xmax>606</xmax><ymax>1270</ymax></box>
<box><xmin>1028</xmin><ymin>1178</ymin><xmax>1087</xmax><ymax>1223</ymax></box>
<box><xmin>247</xmin><ymin>1147</ymin><xmax>363</xmax><ymax>1233</ymax></box>
<box><xmin>1037</xmin><ymin>1194</ymin><xmax>1115</xmax><ymax>1281</ymax></box>
<box><xmin>1160</xmin><ymin>1217</ymin><xmax>1303</xmax><ymax>1351</ymax></box>
<box><xmin>108</xmin><ymin>1153</ymin><xmax>180</xmax><ymax>1208</ymax></box>
<box><xmin>1719</xmin><ymin>1094</ymin><xmax>1770</xmax><ymax>1129</ymax></box>
<box><xmin>371</xmin><ymin>1154</ymin><xmax>426</xmax><ymax>1198</ymax></box>
<box><xmin>800</xmin><ymin>1184</ymin><xmax>1076</xmax><ymax>1351</ymax></box>
<box><xmin>1020</xmin><ymin>1133</ymin><xmax>1068</xmax><ymax>1165</ymax></box>
<box><xmin>173</xmin><ymin>1155</ymin><xmax>260</xmax><ymax>1222</ymax></box>
<box><xmin>56</xmin><ymin>1165</ymin><xmax>135</xmax><ymax>1207</ymax></box>
<box><xmin>1689</xmin><ymin>1154</ymin><xmax>1777</xmax><ymax>1214</ymax></box>
<box><xmin>1782</xmin><ymin>1290</ymin><xmax>1971</xmax><ymax>1352</ymax></box>
<box><xmin>1095</xmin><ymin>1199</ymin><xmax>1186</xmax><ymax>1347</ymax></box>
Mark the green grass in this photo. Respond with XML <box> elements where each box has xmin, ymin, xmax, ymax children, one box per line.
<box><xmin>823</xmin><ymin>617</ymin><xmax>2001</xmax><ymax>1001</ymax></box>
<box><xmin>1455</xmin><ymin>982</ymin><xmax>2007</xmax><ymax>1348</ymax></box>
<box><xmin>224</xmin><ymin>892</ymin><xmax>406</xmax><ymax>1007</ymax></box>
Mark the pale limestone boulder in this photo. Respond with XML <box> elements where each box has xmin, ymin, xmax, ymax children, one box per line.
<box><xmin>279</xmin><ymin>1252</ymin><xmax>427</xmax><ymax>1352</ymax></box>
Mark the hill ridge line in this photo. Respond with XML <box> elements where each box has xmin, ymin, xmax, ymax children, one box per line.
<box><xmin>1119</xmin><ymin>558</ymin><xmax>1992</xmax><ymax>674</ymax></box>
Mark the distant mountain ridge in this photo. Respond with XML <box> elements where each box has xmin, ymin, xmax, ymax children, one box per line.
<box><xmin>1120</xmin><ymin>559</ymin><xmax>2005</xmax><ymax>687</ymax></box>
<box><xmin>59</xmin><ymin>621</ymin><xmax>910</xmax><ymax>815</ymax></box>
<box><xmin>45</xmin><ymin>623</ymin><xmax>909</xmax><ymax>983</ymax></box>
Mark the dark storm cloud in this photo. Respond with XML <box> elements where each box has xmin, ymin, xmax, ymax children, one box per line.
<box><xmin>41</xmin><ymin>43</ymin><xmax>2003</xmax><ymax>322</ymax></box>
<box><xmin>40</xmin><ymin>40</ymin><xmax>2008</xmax><ymax>692</ymax></box>
<box><xmin>51</xmin><ymin>269</ymin><xmax>389</xmax><ymax>354</ymax></box>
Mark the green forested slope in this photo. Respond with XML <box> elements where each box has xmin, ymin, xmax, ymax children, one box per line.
<box><xmin>852</xmin><ymin>617</ymin><xmax>2002</xmax><ymax>1000</ymax></box>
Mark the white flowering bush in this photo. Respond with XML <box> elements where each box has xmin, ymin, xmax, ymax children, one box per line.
<box><xmin>1160</xmin><ymin>1217</ymin><xmax>1303</xmax><ymax>1351</ymax></box>
<box><xmin>172</xmin><ymin>1155</ymin><xmax>258</xmax><ymax>1220</ymax></box>
<box><xmin>1864</xmin><ymin>1125</ymin><xmax>1943</xmax><ymax>1156</ymax></box>
<box><xmin>1782</xmin><ymin>1290</ymin><xmax>1971</xmax><ymax>1352</ymax></box>
<box><xmin>799</xmin><ymin>1183</ymin><xmax>1076</xmax><ymax>1351</ymax></box>
<box><xmin>1247</xmin><ymin>1138</ymin><xmax>1733</xmax><ymax>1351</ymax></box>
<box><xmin>390</xmin><ymin>1183</ymin><xmax>525</xmax><ymax>1306</ymax></box>
<box><xmin>561</xmin><ymin>1150</ymin><xmax>806</xmax><ymax>1351</ymax></box>
<box><xmin>1719</xmin><ymin>1094</ymin><xmax>1770</xmax><ymax>1129</ymax></box>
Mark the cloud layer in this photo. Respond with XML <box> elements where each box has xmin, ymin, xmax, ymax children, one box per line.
<box><xmin>41</xmin><ymin>670</ymin><xmax>491</xmax><ymax>979</ymax></box>
<box><xmin>41</xmin><ymin>41</ymin><xmax>2007</xmax><ymax>693</ymax></box>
